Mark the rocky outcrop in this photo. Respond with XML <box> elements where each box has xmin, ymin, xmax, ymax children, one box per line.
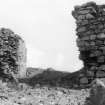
<box><xmin>0</xmin><ymin>28</ymin><xmax>27</xmax><ymax>81</ymax></box>
<box><xmin>72</xmin><ymin>2</ymin><xmax>105</xmax><ymax>88</ymax></box>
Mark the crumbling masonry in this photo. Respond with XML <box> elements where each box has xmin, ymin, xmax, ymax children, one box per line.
<box><xmin>72</xmin><ymin>2</ymin><xmax>105</xmax><ymax>87</ymax></box>
<box><xmin>0</xmin><ymin>28</ymin><xmax>26</xmax><ymax>81</ymax></box>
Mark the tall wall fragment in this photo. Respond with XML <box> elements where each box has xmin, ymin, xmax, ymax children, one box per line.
<box><xmin>72</xmin><ymin>2</ymin><xmax>105</xmax><ymax>87</ymax></box>
<box><xmin>0</xmin><ymin>28</ymin><xmax>27</xmax><ymax>80</ymax></box>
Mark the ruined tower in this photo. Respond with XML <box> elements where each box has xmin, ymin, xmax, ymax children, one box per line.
<box><xmin>72</xmin><ymin>2</ymin><xmax>105</xmax><ymax>87</ymax></box>
<box><xmin>0</xmin><ymin>28</ymin><xmax>27</xmax><ymax>81</ymax></box>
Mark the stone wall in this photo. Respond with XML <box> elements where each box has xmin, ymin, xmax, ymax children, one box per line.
<box><xmin>72</xmin><ymin>2</ymin><xmax>105</xmax><ymax>87</ymax></box>
<box><xmin>0</xmin><ymin>28</ymin><xmax>27</xmax><ymax>81</ymax></box>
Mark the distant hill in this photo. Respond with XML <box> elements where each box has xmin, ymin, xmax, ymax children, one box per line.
<box><xmin>26</xmin><ymin>67</ymin><xmax>70</xmax><ymax>79</ymax></box>
<box><xmin>19</xmin><ymin>67</ymin><xmax>70</xmax><ymax>87</ymax></box>
<box><xmin>19</xmin><ymin>67</ymin><xmax>89</xmax><ymax>89</ymax></box>
<box><xmin>26</xmin><ymin>67</ymin><xmax>45</xmax><ymax>78</ymax></box>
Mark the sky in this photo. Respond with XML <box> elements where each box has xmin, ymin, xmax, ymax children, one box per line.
<box><xmin>0</xmin><ymin>0</ymin><xmax>104</xmax><ymax>72</ymax></box>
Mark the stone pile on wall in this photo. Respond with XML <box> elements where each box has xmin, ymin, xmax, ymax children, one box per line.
<box><xmin>72</xmin><ymin>2</ymin><xmax>105</xmax><ymax>87</ymax></box>
<box><xmin>0</xmin><ymin>28</ymin><xmax>27</xmax><ymax>81</ymax></box>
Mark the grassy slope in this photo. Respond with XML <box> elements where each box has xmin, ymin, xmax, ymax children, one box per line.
<box><xmin>18</xmin><ymin>67</ymin><xmax>84</xmax><ymax>89</ymax></box>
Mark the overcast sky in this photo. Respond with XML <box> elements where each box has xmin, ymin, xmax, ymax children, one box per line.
<box><xmin>0</xmin><ymin>0</ymin><xmax>104</xmax><ymax>72</ymax></box>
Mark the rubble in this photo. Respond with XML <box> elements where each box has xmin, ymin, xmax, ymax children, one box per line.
<box><xmin>0</xmin><ymin>82</ymin><xmax>90</xmax><ymax>105</ymax></box>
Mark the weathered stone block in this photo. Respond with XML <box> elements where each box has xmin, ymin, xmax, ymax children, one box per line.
<box><xmin>96</xmin><ymin>70</ymin><xmax>105</xmax><ymax>77</ymax></box>
<box><xmin>95</xmin><ymin>40</ymin><xmax>103</xmax><ymax>45</ymax></box>
<box><xmin>78</xmin><ymin>20</ymin><xmax>89</xmax><ymax>26</ymax></box>
<box><xmin>97</xmin><ymin>24</ymin><xmax>104</xmax><ymax>29</ymax></box>
<box><xmin>81</xmin><ymin>1</ymin><xmax>96</xmax><ymax>8</ymax></box>
<box><xmin>97</xmin><ymin>33</ymin><xmax>105</xmax><ymax>39</ymax></box>
<box><xmin>85</xmin><ymin>13</ymin><xmax>95</xmax><ymax>19</ymax></box>
<box><xmin>90</xmin><ymin>35</ymin><xmax>96</xmax><ymax>40</ymax></box>
<box><xmin>76</xmin><ymin>39</ymin><xmax>85</xmax><ymax>47</ymax></box>
<box><xmin>90</xmin><ymin>41</ymin><xmax>95</xmax><ymax>46</ymax></box>
<box><xmin>89</xmin><ymin>25</ymin><xmax>96</xmax><ymax>29</ymax></box>
<box><xmin>77</xmin><ymin>27</ymin><xmax>86</xmax><ymax>33</ymax></box>
<box><xmin>90</xmin><ymin>66</ymin><xmax>98</xmax><ymax>71</ymax></box>
<box><xmin>100</xmin><ymin>46</ymin><xmax>105</xmax><ymax>50</ymax></box>
<box><xmin>77</xmin><ymin>15</ymin><xmax>86</xmax><ymax>20</ymax></box>
<box><xmin>85</xmin><ymin>30</ymin><xmax>94</xmax><ymax>35</ymax></box>
<box><xmin>82</xmin><ymin>36</ymin><xmax>90</xmax><ymax>40</ymax></box>
<box><xmin>90</xmin><ymin>50</ymin><xmax>102</xmax><ymax>57</ymax></box>
<box><xmin>80</xmin><ymin>77</ymin><xmax>88</xmax><ymax>84</ymax></box>
<box><xmin>74</xmin><ymin>5</ymin><xmax>80</xmax><ymax>11</ymax></box>
<box><xmin>86</xmin><ymin>70</ymin><xmax>94</xmax><ymax>77</ymax></box>
<box><xmin>84</xmin><ymin>42</ymin><xmax>90</xmax><ymax>47</ymax></box>
<box><xmin>97</xmin><ymin>56</ymin><xmax>105</xmax><ymax>63</ymax></box>
<box><xmin>99</xmin><ymin>65</ymin><xmax>105</xmax><ymax>70</ymax></box>
<box><xmin>78</xmin><ymin>9</ymin><xmax>90</xmax><ymax>15</ymax></box>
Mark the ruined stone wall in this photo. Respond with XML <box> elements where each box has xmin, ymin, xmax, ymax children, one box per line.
<box><xmin>72</xmin><ymin>2</ymin><xmax>105</xmax><ymax>81</ymax></box>
<box><xmin>0</xmin><ymin>28</ymin><xmax>27</xmax><ymax>80</ymax></box>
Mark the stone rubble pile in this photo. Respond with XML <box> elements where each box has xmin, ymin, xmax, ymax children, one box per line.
<box><xmin>0</xmin><ymin>28</ymin><xmax>27</xmax><ymax>81</ymax></box>
<box><xmin>0</xmin><ymin>84</ymin><xmax>90</xmax><ymax>105</ymax></box>
<box><xmin>72</xmin><ymin>2</ymin><xmax>105</xmax><ymax>86</ymax></box>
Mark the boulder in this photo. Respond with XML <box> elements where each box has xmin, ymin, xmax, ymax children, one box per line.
<box><xmin>84</xmin><ymin>78</ymin><xmax>105</xmax><ymax>105</ymax></box>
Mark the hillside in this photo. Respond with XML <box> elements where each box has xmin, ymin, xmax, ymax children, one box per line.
<box><xmin>18</xmin><ymin>67</ymin><xmax>91</xmax><ymax>89</ymax></box>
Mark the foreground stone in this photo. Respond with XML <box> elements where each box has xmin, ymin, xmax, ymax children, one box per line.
<box><xmin>84</xmin><ymin>78</ymin><xmax>105</xmax><ymax>105</ymax></box>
